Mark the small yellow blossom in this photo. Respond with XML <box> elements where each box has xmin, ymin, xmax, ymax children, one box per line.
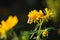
<box><xmin>27</xmin><ymin>10</ymin><xmax>45</xmax><ymax>24</ymax></box>
<box><xmin>42</xmin><ymin>29</ymin><xmax>48</xmax><ymax>37</ymax></box>
<box><xmin>39</xmin><ymin>8</ymin><xmax>54</xmax><ymax>21</ymax></box>
<box><xmin>0</xmin><ymin>16</ymin><xmax>18</xmax><ymax>39</ymax></box>
<box><xmin>41</xmin><ymin>8</ymin><xmax>54</xmax><ymax>22</ymax></box>
<box><xmin>27</xmin><ymin>10</ymin><xmax>39</xmax><ymax>24</ymax></box>
<box><xmin>45</xmin><ymin>8</ymin><xmax>54</xmax><ymax>18</ymax></box>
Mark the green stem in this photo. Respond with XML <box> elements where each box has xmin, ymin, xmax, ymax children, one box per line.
<box><xmin>30</xmin><ymin>19</ymin><xmax>44</xmax><ymax>40</ymax></box>
<box><xmin>36</xmin><ymin>19</ymin><xmax>44</xmax><ymax>40</ymax></box>
<box><xmin>30</xmin><ymin>23</ymin><xmax>39</xmax><ymax>39</ymax></box>
<box><xmin>39</xmin><ymin>19</ymin><xmax>44</xmax><ymax>30</ymax></box>
<box><xmin>10</xmin><ymin>30</ymin><xmax>19</xmax><ymax>40</ymax></box>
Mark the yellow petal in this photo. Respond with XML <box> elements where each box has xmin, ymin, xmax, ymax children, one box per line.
<box><xmin>42</xmin><ymin>29</ymin><xmax>48</xmax><ymax>37</ymax></box>
<box><xmin>6</xmin><ymin>16</ymin><xmax>13</xmax><ymax>23</ymax></box>
<box><xmin>5</xmin><ymin>16</ymin><xmax>18</xmax><ymax>30</ymax></box>
<box><xmin>0</xmin><ymin>29</ymin><xmax>6</xmax><ymax>39</ymax></box>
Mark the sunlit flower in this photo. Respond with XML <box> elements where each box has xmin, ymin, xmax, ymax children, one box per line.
<box><xmin>38</xmin><ymin>8</ymin><xmax>54</xmax><ymax>22</ymax></box>
<box><xmin>27</xmin><ymin>8</ymin><xmax>54</xmax><ymax>24</ymax></box>
<box><xmin>45</xmin><ymin>8</ymin><xmax>54</xmax><ymax>19</ymax></box>
<box><xmin>27</xmin><ymin>10</ymin><xmax>39</xmax><ymax>24</ymax></box>
<box><xmin>27</xmin><ymin>10</ymin><xmax>45</xmax><ymax>24</ymax></box>
<box><xmin>0</xmin><ymin>16</ymin><xmax>18</xmax><ymax>39</ymax></box>
<box><xmin>42</xmin><ymin>29</ymin><xmax>48</xmax><ymax>37</ymax></box>
<box><xmin>40</xmin><ymin>8</ymin><xmax>54</xmax><ymax>21</ymax></box>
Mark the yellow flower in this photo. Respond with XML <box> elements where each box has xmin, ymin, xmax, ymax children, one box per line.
<box><xmin>45</xmin><ymin>8</ymin><xmax>54</xmax><ymax>19</ymax></box>
<box><xmin>0</xmin><ymin>16</ymin><xmax>18</xmax><ymax>39</ymax></box>
<box><xmin>42</xmin><ymin>29</ymin><xmax>48</xmax><ymax>37</ymax></box>
<box><xmin>5</xmin><ymin>16</ymin><xmax>18</xmax><ymax>30</ymax></box>
<box><xmin>40</xmin><ymin>8</ymin><xmax>54</xmax><ymax>22</ymax></box>
<box><xmin>27</xmin><ymin>10</ymin><xmax>39</xmax><ymax>24</ymax></box>
<box><xmin>27</xmin><ymin>10</ymin><xmax>45</xmax><ymax>24</ymax></box>
<box><xmin>27</xmin><ymin>8</ymin><xmax>54</xmax><ymax>24</ymax></box>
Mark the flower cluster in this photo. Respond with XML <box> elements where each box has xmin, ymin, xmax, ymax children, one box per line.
<box><xmin>27</xmin><ymin>8</ymin><xmax>55</xmax><ymax>40</ymax></box>
<box><xmin>27</xmin><ymin>8</ymin><xmax>54</xmax><ymax>24</ymax></box>
<box><xmin>0</xmin><ymin>16</ymin><xmax>18</xmax><ymax>39</ymax></box>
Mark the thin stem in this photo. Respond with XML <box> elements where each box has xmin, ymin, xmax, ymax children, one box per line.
<box><xmin>10</xmin><ymin>30</ymin><xmax>19</xmax><ymax>40</ymax></box>
<box><xmin>39</xmin><ymin>19</ymin><xmax>44</xmax><ymax>30</ymax></box>
<box><xmin>36</xmin><ymin>19</ymin><xmax>44</xmax><ymax>40</ymax></box>
<box><xmin>30</xmin><ymin>19</ymin><xmax>44</xmax><ymax>40</ymax></box>
<box><xmin>30</xmin><ymin>23</ymin><xmax>39</xmax><ymax>39</ymax></box>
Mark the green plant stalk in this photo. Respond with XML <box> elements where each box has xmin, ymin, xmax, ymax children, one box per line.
<box><xmin>11</xmin><ymin>30</ymin><xmax>19</xmax><ymax>40</ymax></box>
<box><xmin>30</xmin><ymin>22</ymin><xmax>39</xmax><ymax>39</ymax></box>
<box><xmin>36</xmin><ymin>19</ymin><xmax>44</xmax><ymax>40</ymax></box>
